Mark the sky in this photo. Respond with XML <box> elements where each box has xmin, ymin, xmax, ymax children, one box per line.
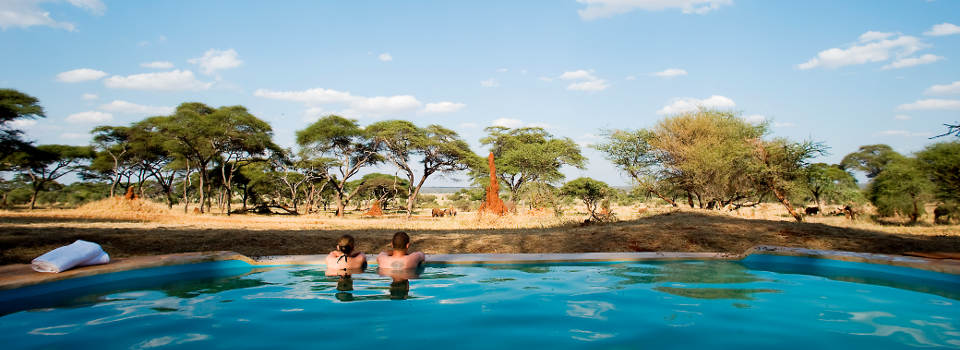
<box><xmin>1</xmin><ymin>0</ymin><xmax>958</xmax><ymax>186</ymax></box>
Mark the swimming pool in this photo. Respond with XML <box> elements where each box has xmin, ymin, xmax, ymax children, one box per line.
<box><xmin>0</xmin><ymin>255</ymin><xmax>957</xmax><ymax>349</ymax></box>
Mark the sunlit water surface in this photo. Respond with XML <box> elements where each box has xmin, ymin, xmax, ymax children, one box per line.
<box><xmin>0</xmin><ymin>257</ymin><xmax>958</xmax><ymax>349</ymax></box>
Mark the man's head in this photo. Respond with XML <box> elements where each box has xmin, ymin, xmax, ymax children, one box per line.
<box><xmin>392</xmin><ymin>231</ymin><xmax>410</xmax><ymax>251</ymax></box>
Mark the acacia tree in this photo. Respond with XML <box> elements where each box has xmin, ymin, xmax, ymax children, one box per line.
<box><xmin>156</xmin><ymin>103</ymin><xmax>220</xmax><ymax>213</ymax></box>
<box><xmin>89</xmin><ymin>126</ymin><xmax>133</xmax><ymax>197</ymax></box>
<box><xmin>480</xmin><ymin>126</ymin><xmax>585</xmax><ymax>201</ymax></box>
<box><xmin>561</xmin><ymin>177</ymin><xmax>610</xmax><ymax>221</ymax></box>
<box><xmin>868</xmin><ymin>157</ymin><xmax>933</xmax><ymax>223</ymax></box>
<box><xmin>207</xmin><ymin>106</ymin><xmax>276</xmax><ymax>215</ymax></box>
<box><xmin>594</xmin><ymin>128</ymin><xmax>677</xmax><ymax>206</ymax></box>
<box><xmin>803</xmin><ymin>163</ymin><xmax>858</xmax><ymax>208</ymax></box>
<box><xmin>0</xmin><ymin>89</ymin><xmax>45</xmax><ymax>159</ymax></box>
<box><xmin>748</xmin><ymin>138</ymin><xmax>827</xmax><ymax>222</ymax></box>
<box><xmin>368</xmin><ymin>120</ymin><xmax>476</xmax><ymax>216</ymax></box>
<box><xmin>915</xmin><ymin>141</ymin><xmax>960</xmax><ymax>204</ymax></box>
<box><xmin>127</xmin><ymin>117</ymin><xmax>183</xmax><ymax>208</ymax></box>
<box><xmin>840</xmin><ymin>144</ymin><xmax>903</xmax><ymax>179</ymax></box>
<box><xmin>6</xmin><ymin>145</ymin><xmax>95</xmax><ymax>209</ymax></box>
<box><xmin>296</xmin><ymin>115</ymin><xmax>382</xmax><ymax>216</ymax></box>
<box><xmin>650</xmin><ymin>109</ymin><xmax>766</xmax><ymax>209</ymax></box>
<box><xmin>269</xmin><ymin>148</ymin><xmax>332</xmax><ymax>213</ymax></box>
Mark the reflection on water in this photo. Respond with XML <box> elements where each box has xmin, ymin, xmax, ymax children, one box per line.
<box><xmin>2</xmin><ymin>259</ymin><xmax>958</xmax><ymax>349</ymax></box>
<box><xmin>652</xmin><ymin>286</ymin><xmax>780</xmax><ymax>300</ymax></box>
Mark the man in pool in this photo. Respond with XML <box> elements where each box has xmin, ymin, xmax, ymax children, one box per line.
<box><xmin>377</xmin><ymin>231</ymin><xmax>425</xmax><ymax>270</ymax></box>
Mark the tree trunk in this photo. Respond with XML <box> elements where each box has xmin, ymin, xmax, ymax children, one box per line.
<box><xmin>772</xmin><ymin>186</ymin><xmax>803</xmax><ymax>222</ymax></box>
<box><xmin>686</xmin><ymin>192</ymin><xmax>695</xmax><ymax>208</ymax></box>
<box><xmin>647</xmin><ymin>186</ymin><xmax>678</xmax><ymax>207</ymax></box>
<box><xmin>406</xmin><ymin>176</ymin><xmax>429</xmax><ymax>217</ymax></box>
<box><xmin>183</xmin><ymin>161</ymin><xmax>191</xmax><ymax>214</ymax></box>
<box><xmin>911</xmin><ymin>196</ymin><xmax>920</xmax><ymax>223</ymax></box>
<box><xmin>29</xmin><ymin>186</ymin><xmax>40</xmax><ymax>210</ymax></box>
<box><xmin>198</xmin><ymin>167</ymin><xmax>206</xmax><ymax>214</ymax></box>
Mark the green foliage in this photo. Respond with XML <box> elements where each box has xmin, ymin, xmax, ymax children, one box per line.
<box><xmin>868</xmin><ymin>157</ymin><xmax>934</xmax><ymax>223</ymax></box>
<box><xmin>0</xmin><ymin>89</ymin><xmax>45</xmax><ymax>159</ymax></box>
<box><xmin>561</xmin><ymin>177</ymin><xmax>611</xmax><ymax>219</ymax></box>
<box><xmin>651</xmin><ymin>109</ymin><xmax>767</xmax><ymax>208</ymax></box>
<box><xmin>802</xmin><ymin>163</ymin><xmax>859</xmax><ymax>206</ymax></box>
<box><xmin>915</xmin><ymin>141</ymin><xmax>960</xmax><ymax>203</ymax></box>
<box><xmin>840</xmin><ymin>144</ymin><xmax>903</xmax><ymax>178</ymax></box>
<box><xmin>479</xmin><ymin>126</ymin><xmax>585</xmax><ymax>199</ymax></box>
<box><xmin>367</xmin><ymin>120</ymin><xmax>476</xmax><ymax>214</ymax></box>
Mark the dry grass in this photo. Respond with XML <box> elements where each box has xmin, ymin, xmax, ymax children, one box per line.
<box><xmin>0</xmin><ymin>197</ymin><xmax>957</xmax><ymax>265</ymax></box>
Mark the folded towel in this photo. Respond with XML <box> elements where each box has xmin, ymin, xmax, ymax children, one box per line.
<box><xmin>31</xmin><ymin>240</ymin><xmax>110</xmax><ymax>273</ymax></box>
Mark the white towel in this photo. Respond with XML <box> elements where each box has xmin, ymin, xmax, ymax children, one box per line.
<box><xmin>31</xmin><ymin>240</ymin><xmax>111</xmax><ymax>273</ymax></box>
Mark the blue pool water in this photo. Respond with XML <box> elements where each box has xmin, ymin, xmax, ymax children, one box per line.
<box><xmin>0</xmin><ymin>256</ymin><xmax>958</xmax><ymax>349</ymax></box>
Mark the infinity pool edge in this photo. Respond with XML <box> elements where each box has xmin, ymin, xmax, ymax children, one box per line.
<box><xmin>1</xmin><ymin>245</ymin><xmax>957</xmax><ymax>291</ymax></box>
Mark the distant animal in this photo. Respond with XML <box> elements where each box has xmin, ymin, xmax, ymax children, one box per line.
<box><xmin>431</xmin><ymin>208</ymin><xmax>445</xmax><ymax>217</ymax></box>
<box><xmin>843</xmin><ymin>205</ymin><xmax>856</xmax><ymax>220</ymax></box>
<box><xmin>804</xmin><ymin>207</ymin><xmax>820</xmax><ymax>215</ymax></box>
<box><xmin>934</xmin><ymin>205</ymin><xmax>958</xmax><ymax>224</ymax></box>
<box><xmin>443</xmin><ymin>207</ymin><xmax>457</xmax><ymax>217</ymax></box>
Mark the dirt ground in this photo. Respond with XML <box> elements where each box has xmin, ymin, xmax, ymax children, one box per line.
<box><xmin>1</xmin><ymin>199</ymin><xmax>958</xmax><ymax>265</ymax></box>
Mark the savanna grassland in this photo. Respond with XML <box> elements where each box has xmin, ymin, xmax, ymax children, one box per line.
<box><xmin>1</xmin><ymin>195</ymin><xmax>957</xmax><ymax>266</ymax></box>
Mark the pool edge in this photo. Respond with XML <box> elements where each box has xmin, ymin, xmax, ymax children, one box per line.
<box><xmin>1</xmin><ymin>246</ymin><xmax>957</xmax><ymax>291</ymax></box>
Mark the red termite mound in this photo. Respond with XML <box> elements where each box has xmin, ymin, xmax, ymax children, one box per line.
<box><xmin>365</xmin><ymin>200</ymin><xmax>384</xmax><ymax>216</ymax></box>
<box><xmin>123</xmin><ymin>187</ymin><xmax>138</xmax><ymax>200</ymax></box>
<box><xmin>478</xmin><ymin>152</ymin><xmax>507</xmax><ymax>216</ymax></box>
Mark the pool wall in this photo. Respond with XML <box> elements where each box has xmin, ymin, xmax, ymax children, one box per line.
<box><xmin>1</xmin><ymin>245</ymin><xmax>957</xmax><ymax>292</ymax></box>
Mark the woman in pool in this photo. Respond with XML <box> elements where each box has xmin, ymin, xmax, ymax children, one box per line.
<box><xmin>326</xmin><ymin>234</ymin><xmax>367</xmax><ymax>271</ymax></box>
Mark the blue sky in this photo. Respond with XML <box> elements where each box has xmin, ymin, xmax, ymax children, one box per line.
<box><xmin>1</xmin><ymin>0</ymin><xmax>958</xmax><ymax>186</ymax></box>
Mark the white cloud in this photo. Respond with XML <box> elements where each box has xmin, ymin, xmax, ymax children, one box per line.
<box><xmin>653</xmin><ymin>68</ymin><xmax>688</xmax><ymax>78</ymax></box>
<box><xmin>492</xmin><ymin>118</ymin><xmax>524</xmax><ymax>128</ymax></box>
<box><xmin>527</xmin><ymin>122</ymin><xmax>552</xmax><ymax>129</ymax></box>
<box><xmin>625</xmin><ymin>75</ymin><xmax>637</xmax><ymax>81</ymax></box>
<box><xmin>925</xmin><ymin>80</ymin><xmax>960</xmax><ymax>95</ymax></box>
<box><xmin>81</xmin><ymin>93</ymin><xmax>98</xmax><ymax>100</ymax></box>
<box><xmin>559</xmin><ymin>70</ymin><xmax>597</xmax><ymax>81</ymax></box>
<box><xmin>188</xmin><ymin>49</ymin><xmax>242</xmax><ymax>75</ymax></box>
<box><xmin>924</xmin><ymin>23</ymin><xmax>960</xmax><ymax>37</ymax></box>
<box><xmin>742</xmin><ymin>114</ymin><xmax>766</xmax><ymax>124</ymax></box>
<box><xmin>558</xmin><ymin>69</ymin><xmax>609</xmax><ymax>91</ymax></box>
<box><xmin>859</xmin><ymin>31</ymin><xmax>895</xmax><ymax>42</ymax></box>
<box><xmin>99</xmin><ymin>100</ymin><xmax>174</xmax><ymax>116</ymax></box>
<box><xmin>66</xmin><ymin>111</ymin><xmax>112</xmax><ymax>124</ymax></box>
<box><xmin>480</xmin><ymin>79</ymin><xmax>499</xmax><ymax>88</ymax></box>
<box><xmin>577</xmin><ymin>0</ymin><xmax>732</xmax><ymax>20</ymax></box>
<box><xmin>797</xmin><ymin>33</ymin><xmax>931</xmax><ymax>70</ymax></box>
<box><xmin>881</xmin><ymin>54</ymin><xmax>943</xmax><ymax>69</ymax></box>
<box><xmin>254</xmin><ymin>87</ymin><xmax>424</xmax><ymax>117</ymax></box>
<box><xmin>422</xmin><ymin>102</ymin><xmax>466</xmax><ymax>114</ymax></box>
<box><xmin>8</xmin><ymin>119</ymin><xmax>37</xmax><ymax>128</ymax></box>
<box><xmin>57</xmin><ymin>68</ymin><xmax>108</xmax><ymax>83</ymax></box>
<box><xmin>104</xmin><ymin>70</ymin><xmax>213</xmax><ymax>91</ymax></box>
<box><xmin>773</xmin><ymin>122</ymin><xmax>795</xmax><ymax>128</ymax></box>
<box><xmin>0</xmin><ymin>0</ymin><xmax>105</xmax><ymax>31</ymax></box>
<box><xmin>657</xmin><ymin>95</ymin><xmax>735</xmax><ymax>115</ymax></box>
<box><xmin>897</xmin><ymin>99</ymin><xmax>960</xmax><ymax>111</ymax></box>
<box><xmin>875</xmin><ymin>130</ymin><xmax>931</xmax><ymax>137</ymax></box>
<box><xmin>348</xmin><ymin>96</ymin><xmax>422</xmax><ymax>115</ymax></box>
<box><xmin>567</xmin><ymin>80</ymin><xmax>609</xmax><ymax>91</ymax></box>
<box><xmin>496</xmin><ymin>68</ymin><xmax>509</xmax><ymax>73</ymax></box>
<box><xmin>378</xmin><ymin>53</ymin><xmax>393</xmax><ymax>62</ymax></box>
<box><xmin>66</xmin><ymin>0</ymin><xmax>105</xmax><ymax>15</ymax></box>
<box><xmin>141</xmin><ymin>61</ymin><xmax>174</xmax><ymax>69</ymax></box>
<box><xmin>894</xmin><ymin>114</ymin><xmax>911</xmax><ymax>120</ymax></box>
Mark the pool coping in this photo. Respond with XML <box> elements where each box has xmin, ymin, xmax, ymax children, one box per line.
<box><xmin>1</xmin><ymin>246</ymin><xmax>957</xmax><ymax>291</ymax></box>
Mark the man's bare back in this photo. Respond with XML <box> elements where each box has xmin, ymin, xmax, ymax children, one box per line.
<box><xmin>377</xmin><ymin>250</ymin><xmax>424</xmax><ymax>270</ymax></box>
